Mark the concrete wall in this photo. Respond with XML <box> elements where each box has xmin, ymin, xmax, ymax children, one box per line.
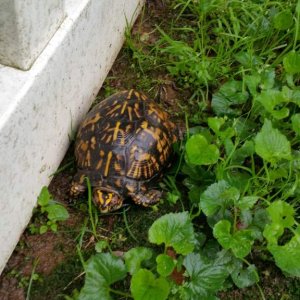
<box><xmin>0</xmin><ymin>0</ymin><xmax>144</xmax><ymax>274</ymax></box>
<box><xmin>0</xmin><ymin>0</ymin><xmax>65</xmax><ymax>70</ymax></box>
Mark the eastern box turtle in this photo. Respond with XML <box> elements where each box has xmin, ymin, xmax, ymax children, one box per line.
<box><xmin>70</xmin><ymin>89</ymin><xmax>177</xmax><ymax>212</ymax></box>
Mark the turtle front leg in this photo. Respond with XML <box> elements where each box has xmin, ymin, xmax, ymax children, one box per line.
<box><xmin>129</xmin><ymin>189</ymin><xmax>162</xmax><ymax>207</ymax></box>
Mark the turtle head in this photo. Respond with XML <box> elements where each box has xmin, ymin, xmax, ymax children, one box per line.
<box><xmin>93</xmin><ymin>188</ymin><xmax>123</xmax><ymax>213</ymax></box>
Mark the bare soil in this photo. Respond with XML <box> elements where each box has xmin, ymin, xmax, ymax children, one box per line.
<box><xmin>0</xmin><ymin>1</ymin><xmax>299</xmax><ymax>299</ymax></box>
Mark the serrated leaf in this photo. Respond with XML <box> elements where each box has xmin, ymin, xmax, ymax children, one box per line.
<box><xmin>45</xmin><ymin>203</ymin><xmax>69</xmax><ymax>221</ymax></box>
<box><xmin>213</xmin><ymin>220</ymin><xmax>254</xmax><ymax>258</ymax></box>
<box><xmin>131</xmin><ymin>269</ymin><xmax>170</xmax><ymax>300</ymax></box>
<box><xmin>212</xmin><ymin>80</ymin><xmax>249</xmax><ymax>116</ymax></box>
<box><xmin>148</xmin><ymin>212</ymin><xmax>195</xmax><ymax>255</ymax></box>
<box><xmin>181</xmin><ymin>253</ymin><xmax>228</xmax><ymax>298</ymax></box>
<box><xmin>186</xmin><ymin>134</ymin><xmax>220</xmax><ymax>165</ymax></box>
<box><xmin>254</xmin><ymin>119</ymin><xmax>291</xmax><ymax>163</ymax></box>
<box><xmin>79</xmin><ymin>253</ymin><xmax>127</xmax><ymax>300</ymax></box>
<box><xmin>291</xmin><ymin>114</ymin><xmax>300</xmax><ymax>136</ymax></box>
<box><xmin>124</xmin><ymin>247</ymin><xmax>153</xmax><ymax>275</ymax></box>
<box><xmin>231</xmin><ymin>264</ymin><xmax>259</xmax><ymax>288</ymax></box>
<box><xmin>38</xmin><ymin>186</ymin><xmax>51</xmax><ymax>206</ymax></box>
<box><xmin>156</xmin><ymin>254</ymin><xmax>175</xmax><ymax>277</ymax></box>
<box><xmin>283</xmin><ymin>51</ymin><xmax>300</xmax><ymax>75</ymax></box>
<box><xmin>273</xmin><ymin>10</ymin><xmax>293</xmax><ymax>30</ymax></box>
<box><xmin>200</xmin><ymin>181</ymin><xmax>239</xmax><ymax>216</ymax></box>
<box><xmin>237</xmin><ymin>196</ymin><xmax>259</xmax><ymax>210</ymax></box>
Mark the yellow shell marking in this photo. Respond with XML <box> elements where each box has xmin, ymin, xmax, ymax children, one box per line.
<box><xmin>96</xmin><ymin>158</ymin><xmax>103</xmax><ymax>170</ymax></box>
<box><xmin>127</xmin><ymin>106</ymin><xmax>133</xmax><ymax>121</ymax></box>
<box><xmin>121</xmin><ymin>101</ymin><xmax>128</xmax><ymax>114</ymax></box>
<box><xmin>81</xmin><ymin>113</ymin><xmax>101</xmax><ymax>128</ymax></box>
<box><xmin>113</xmin><ymin>121</ymin><xmax>121</xmax><ymax>141</ymax></box>
<box><xmin>91</xmin><ymin>136</ymin><xmax>96</xmax><ymax>150</ymax></box>
<box><xmin>107</xmin><ymin>104</ymin><xmax>121</xmax><ymax>115</ymax></box>
<box><xmin>104</xmin><ymin>151</ymin><xmax>113</xmax><ymax>177</ymax></box>
<box><xmin>134</xmin><ymin>103</ymin><xmax>141</xmax><ymax>118</ymax></box>
<box><xmin>80</xmin><ymin>141</ymin><xmax>89</xmax><ymax>152</ymax></box>
<box><xmin>127</xmin><ymin>89</ymin><xmax>134</xmax><ymax>99</ymax></box>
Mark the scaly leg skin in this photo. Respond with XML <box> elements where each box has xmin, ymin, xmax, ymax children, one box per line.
<box><xmin>130</xmin><ymin>189</ymin><xmax>162</xmax><ymax>207</ymax></box>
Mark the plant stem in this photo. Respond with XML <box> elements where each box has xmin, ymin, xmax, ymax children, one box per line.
<box><xmin>86</xmin><ymin>177</ymin><xmax>97</xmax><ymax>237</ymax></box>
<box><xmin>26</xmin><ymin>259</ymin><xmax>39</xmax><ymax>300</ymax></box>
<box><xmin>123</xmin><ymin>209</ymin><xmax>138</xmax><ymax>242</ymax></box>
<box><xmin>109</xmin><ymin>288</ymin><xmax>133</xmax><ymax>298</ymax></box>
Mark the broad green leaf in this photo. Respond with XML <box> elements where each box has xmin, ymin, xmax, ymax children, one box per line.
<box><xmin>255</xmin><ymin>89</ymin><xmax>289</xmax><ymax>120</ymax></box>
<box><xmin>273</xmin><ymin>10</ymin><xmax>293</xmax><ymax>30</ymax></box>
<box><xmin>156</xmin><ymin>254</ymin><xmax>175</xmax><ymax>277</ymax></box>
<box><xmin>208</xmin><ymin>117</ymin><xmax>225</xmax><ymax>134</ymax></box>
<box><xmin>181</xmin><ymin>253</ymin><xmax>228</xmax><ymax>298</ymax></box>
<box><xmin>200</xmin><ymin>181</ymin><xmax>239</xmax><ymax>216</ymax></box>
<box><xmin>79</xmin><ymin>253</ymin><xmax>127</xmax><ymax>300</ymax></box>
<box><xmin>124</xmin><ymin>247</ymin><xmax>153</xmax><ymax>275</ymax></box>
<box><xmin>148</xmin><ymin>212</ymin><xmax>195</xmax><ymax>255</ymax></box>
<box><xmin>267</xmin><ymin>230</ymin><xmax>300</xmax><ymax>277</ymax></box>
<box><xmin>237</xmin><ymin>196</ymin><xmax>259</xmax><ymax>210</ymax></box>
<box><xmin>211</xmin><ymin>80</ymin><xmax>249</xmax><ymax>116</ymax></box>
<box><xmin>186</xmin><ymin>134</ymin><xmax>220</xmax><ymax>165</ymax></box>
<box><xmin>38</xmin><ymin>186</ymin><xmax>50</xmax><ymax>206</ymax></box>
<box><xmin>267</xmin><ymin>200</ymin><xmax>295</xmax><ymax>227</ymax></box>
<box><xmin>291</xmin><ymin>114</ymin><xmax>300</xmax><ymax>135</ymax></box>
<box><xmin>231</xmin><ymin>264</ymin><xmax>259</xmax><ymax>288</ymax></box>
<box><xmin>45</xmin><ymin>203</ymin><xmax>69</xmax><ymax>221</ymax></box>
<box><xmin>254</xmin><ymin>119</ymin><xmax>291</xmax><ymax>163</ymax></box>
<box><xmin>283</xmin><ymin>51</ymin><xmax>300</xmax><ymax>75</ymax></box>
<box><xmin>213</xmin><ymin>220</ymin><xmax>254</xmax><ymax>258</ymax></box>
<box><xmin>131</xmin><ymin>269</ymin><xmax>170</xmax><ymax>300</ymax></box>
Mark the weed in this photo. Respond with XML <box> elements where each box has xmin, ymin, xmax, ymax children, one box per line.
<box><xmin>29</xmin><ymin>187</ymin><xmax>69</xmax><ymax>234</ymax></box>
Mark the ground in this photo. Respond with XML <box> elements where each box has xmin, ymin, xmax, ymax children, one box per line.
<box><xmin>0</xmin><ymin>1</ymin><xmax>300</xmax><ymax>299</ymax></box>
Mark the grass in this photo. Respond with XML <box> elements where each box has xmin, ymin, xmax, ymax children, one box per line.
<box><xmin>3</xmin><ymin>0</ymin><xmax>300</xmax><ymax>299</ymax></box>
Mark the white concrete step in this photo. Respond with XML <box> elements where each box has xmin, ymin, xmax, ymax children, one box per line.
<box><xmin>0</xmin><ymin>0</ymin><xmax>143</xmax><ymax>273</ymax></box>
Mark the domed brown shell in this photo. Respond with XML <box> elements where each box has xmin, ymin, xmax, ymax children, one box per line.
<box><xmin>74</xmin><ymin>89</ymin><xmax>177</xmax><ymax>196</ymax></box>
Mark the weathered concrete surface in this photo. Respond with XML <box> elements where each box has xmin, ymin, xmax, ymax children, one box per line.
<box><xmin>0</xmin><ymin>0</ymin><xmax>144</xmax><ymax>274</ymax></box>
<box><xmin>0</xmin><ymin>0</ymin><xmax>65</xmax><ymax>70</ymax></box>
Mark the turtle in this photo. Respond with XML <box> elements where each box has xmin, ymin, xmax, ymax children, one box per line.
<box><xmin>70</xmin><ymin>89</ymin><xmax>178</xmax><ymax>213</ymax></box>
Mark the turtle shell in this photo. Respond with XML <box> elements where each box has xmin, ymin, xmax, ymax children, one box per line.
<box><xmin>74</xmin><ymin>89</ymin><xmax>177</xmax><ymax>196</ymax></box>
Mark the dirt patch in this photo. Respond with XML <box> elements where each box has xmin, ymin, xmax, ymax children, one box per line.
<box><xmin>0</xmin><ymin>1</ymin><xmax>299</xmax><ymax>299</ymax></box>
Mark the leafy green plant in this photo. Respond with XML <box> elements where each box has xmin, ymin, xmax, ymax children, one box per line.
<box><xmin>29</xmin><ymin>186</ymin><xmax>69</xmax><ymax>234</ymax></box>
